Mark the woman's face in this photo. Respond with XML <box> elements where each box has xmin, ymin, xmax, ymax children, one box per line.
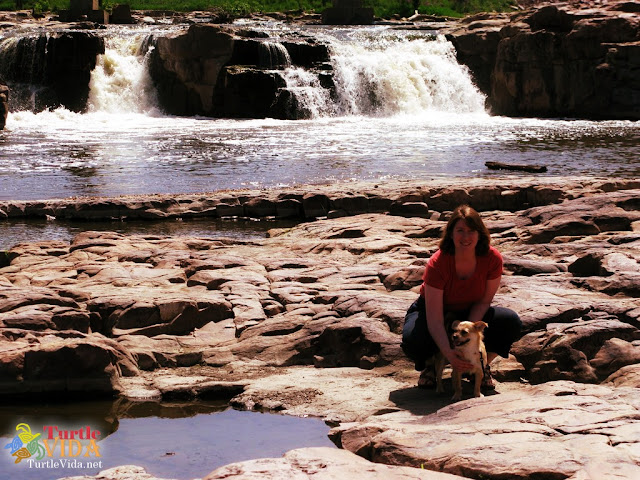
<box><xmin>452</xmin><ymin>219</ymin><xmax>479</xmax><ymax>254</ymax></box>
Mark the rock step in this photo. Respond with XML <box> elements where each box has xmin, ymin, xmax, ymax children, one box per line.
<box><xmin>2</xmin><ymin>178</ymin><xmax>639</xmax><ymax>221</ymax></box>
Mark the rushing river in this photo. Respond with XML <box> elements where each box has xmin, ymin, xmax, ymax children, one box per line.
<box><xmin>0</xmin><ymin>25</ymin><xmax>638</xmax><ymax>203</ymax></box>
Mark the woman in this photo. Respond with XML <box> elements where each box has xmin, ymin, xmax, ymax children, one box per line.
<box><xmin>402</xmin><ymin>204</ymin><xmax>522</xmax><ymax>390</ymax></box>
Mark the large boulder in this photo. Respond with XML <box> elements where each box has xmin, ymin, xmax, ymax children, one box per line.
<box><xmin>511</xmin><ymin>317</ymin><xmax>640</xmax><ymax>384</ymax></box>
<box><xmin>447</xmin><ymin>2</ymin><xmax>640</xmax><ymax>119</ymax></box>
<box><xmin>147</xmin><ymin>24</ymin><xmax>236</xmax><ymax>116</ymax></box>
<box><xmin>0</xmin><ymin>32</ymin><xmax>104</xmax><ymax>112</ymax></box>
<box><xmin>147</xmin><ymin>24</ymin><xmax>332</xmax><ymax>119</ymax></box>
<box><xmin>212</xmin><ymin>66</ymin><xmax>287</xmax><ymax>118</ymax></box>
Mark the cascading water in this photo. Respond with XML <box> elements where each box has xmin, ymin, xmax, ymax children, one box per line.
<box><xmin>0</xmin><ymin>26</ymin><xmax>483</xmax><ymax>119</ymax></box>
<box><xmin>0</xmin><ymin>30</ymin><xmax>106</xmax><ymax>112</ymax></box>
<box><xmin>277</xmin><ymin>29</ymin><xmax>486</xmax><ymax>118</ymax></box>
<box><xmin>0</xmin><ymin>36</ymin><xmax>46</xmax><ymax>83</ymax></box>
<box><xmin>327</xmin><ymin>32</ymin><xmax>486</xmax><ymax>116</ymax></box>
<box><xmin>282</xmin><ymin>67</ymin><xmax>336</xmax><ymax>118</ymax></box>
<box><xmin>87</xmin><ymin>34</ymin><xmax>159</xmax><ymax>114</ymax></box>
<box><xmin>258</xmin><ymin>41</ymin><xmax>291</xmax><ymax>69</ymax></box>
<box><xmin>0</xmin><ymin>35</ymin><xmax>51</xmax><ymax>111</ymax></box>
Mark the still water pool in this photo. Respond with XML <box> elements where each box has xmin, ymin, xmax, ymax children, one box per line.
<box><xmin>0</xmin><ymin>217</ymin><xmax>297</xmax><ymax>251</ymax></box>
<box><xmin>0</xmin><ymin>400</ymin><xmax>335</xmax><ymax>480</ymax></box>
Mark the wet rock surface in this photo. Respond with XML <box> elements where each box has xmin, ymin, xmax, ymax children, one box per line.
<box><xmin>0</xmin><ymin>178</ymin><xmax>639</xmax><ymax>478</ymax></box>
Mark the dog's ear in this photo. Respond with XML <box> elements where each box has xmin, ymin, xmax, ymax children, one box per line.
<box><xmin>451</xmin><ymin>320</ymin><xmax>460</xmax><ymax>330</ymax></box>
<box><xmin>473</xmin><ymin>321</ymin><xmax>488</xmax><ymax>332</ymax></box>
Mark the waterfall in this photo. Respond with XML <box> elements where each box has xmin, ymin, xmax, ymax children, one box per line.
<box><xmin>0</xmin><ymin>32</ymin><xmax>158</xmax><ymax>114</ymax></box>
<box><xmin>296</xmin><ymin>30</ymin><xmax>486</xmax><ymax>118</ymax></box>
<box><xmin>0</xmin><ymin>35</ymin><xmax>51</xmax><ymax>111</ymax></box>
<box><xmin>106</xmin><ymin>29</ymin><xmax>484</xmax><ymax>118</ymax></box>
<box><xmin>282</xmin><ymin>67</ymin><xmax>336</xmax><ymax>118</ymax></box>
<box><xmin>0</xmin><ymin>26</ymin><xmax>485</xmax><ymax>119</ymax></box>
<box><xmin>87</xmin><ymin>34</ymin><xmax>159</xmax><ymax>114</ymax></box>
<box><xmin>259</xmin><ymin>41</ymin><xmax>291</xmax><ymax>69</ymax></box>
<box><xmin>329</xmin><ymin>34</ymin><xmax>486</xmax><ymax>116</ymax></box>
<box><xmin>0</xmin><ymin>36</ymin><xmax>47</xmax><ymax>83</ymax></box>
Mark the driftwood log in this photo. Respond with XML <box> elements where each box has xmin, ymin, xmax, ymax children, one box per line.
<box><xmin>485</xmin><ymin>161</ymin><xmax>547</xmax><ymax>173</ymax></box>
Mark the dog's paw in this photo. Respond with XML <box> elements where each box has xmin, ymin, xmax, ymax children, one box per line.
<box><xmin>473</xmin><ymin>392</ymin><xmax>484</xmax><ymax>398</ymax></box>
<box><xmin>451</xmin><ymin>393</ymin><xmax>462</xmax><ymax>401</ymax></box>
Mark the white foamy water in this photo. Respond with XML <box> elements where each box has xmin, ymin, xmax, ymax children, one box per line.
<box><xmin>0</xmin><ymin>25</ymin><xmax>638</xmax><ymax>203</ymax></box>
<box><xmin>88</xmin><ymin>35</ymin><xmax>159</xmax><ymax>114</ymax></box>
<box><xmin>327</xmin><ymin>33</ymin><xmax>485</xmax><ymax>116</ymax></box>
<box><xmin>279</xmin><ymin>30</ymin><xmax>485</xmax><ymax>118</ymax></box>
<box><xmin>260</xmin><ymin>41</ymin><xmax>291</xmax><ymax>68</ymax></box>
<box><xmin>282</xmin><ymin>66</ymin><xmax>335</xmax><ymax>117</ymax></box>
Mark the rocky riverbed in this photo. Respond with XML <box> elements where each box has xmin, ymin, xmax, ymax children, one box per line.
<box><xmin>1</xmin><ymin>177</ymin><xmax>639</xmax><ymax>479</ymax></box>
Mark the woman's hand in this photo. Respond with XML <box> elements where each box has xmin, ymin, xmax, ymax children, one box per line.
<box><xmin>444</xmin><ymin>348</ymin><xmax>474</xmax><ymax>371</ymax></box>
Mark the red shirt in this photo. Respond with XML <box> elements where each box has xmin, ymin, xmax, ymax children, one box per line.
<box><xmin>419</xmin><ymin>246</ymin><xmax>503</xmax><ymax>311</ymax></box>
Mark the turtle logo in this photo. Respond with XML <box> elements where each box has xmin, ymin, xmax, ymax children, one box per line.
<box><xmin>4</xmin><ymin>423</ymin><xmax>46</xmax><ymax>464</ymax></box>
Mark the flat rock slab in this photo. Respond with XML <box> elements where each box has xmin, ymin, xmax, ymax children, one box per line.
<box><xmin>58</xmin><ymin>448</ymin><xmax>467</xmax><ymax>480</ymax></box>
<box><xmin>332</xmin><ymin>381</ymin><xmax>640</xmax><ymax>480</ymax></box>
<box><xmin>204</xmin><ymin>447</ymin><xmax>467</xmax><ymax>479</ymax></box>
<box><xmin>58</xmin><ymin>465</ymin><xmax>176</xmax><ymax>480</ymax></box>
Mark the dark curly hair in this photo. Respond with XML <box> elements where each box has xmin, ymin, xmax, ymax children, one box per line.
<box><xmin>439</xmin><ymin>205</ymin><xmax>491</xmax><ymax>256</ymax></box>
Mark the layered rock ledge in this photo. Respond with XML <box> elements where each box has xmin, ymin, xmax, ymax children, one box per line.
<box><xmin>1</xmin><ymin>178</ymin><xmax>639</xmax><ymax>479</ymax></box>
<box><xmin>443</xmin><ymin>0</ymin><xmax>640</xmax><ymax>119</ymax></box>
<box><xmin>2</xmin><ymin>176</ymin><xmax>639</xmax><ymax>222</ymax></box>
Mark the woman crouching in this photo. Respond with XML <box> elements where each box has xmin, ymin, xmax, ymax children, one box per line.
<box><xmin>402</xmin><ymin>204</ymin><xmax>522</xmax><ymax>390</ymax></box>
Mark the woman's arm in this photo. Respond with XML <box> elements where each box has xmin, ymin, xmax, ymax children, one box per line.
<box><xmin>425</xmin><ymin>284</ymin><xmax>473</xmax><ymax>370</ymax></box>
<box><xmin>468</xmin><ymin>275</ymin><xmax>501</xmax><ymax>324</ymax></box>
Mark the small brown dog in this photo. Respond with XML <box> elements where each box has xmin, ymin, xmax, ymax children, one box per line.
<box><xmin>435</xmin><ymin>319</ymin><xmax>488</xmax><ymax>401</ymax></box>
